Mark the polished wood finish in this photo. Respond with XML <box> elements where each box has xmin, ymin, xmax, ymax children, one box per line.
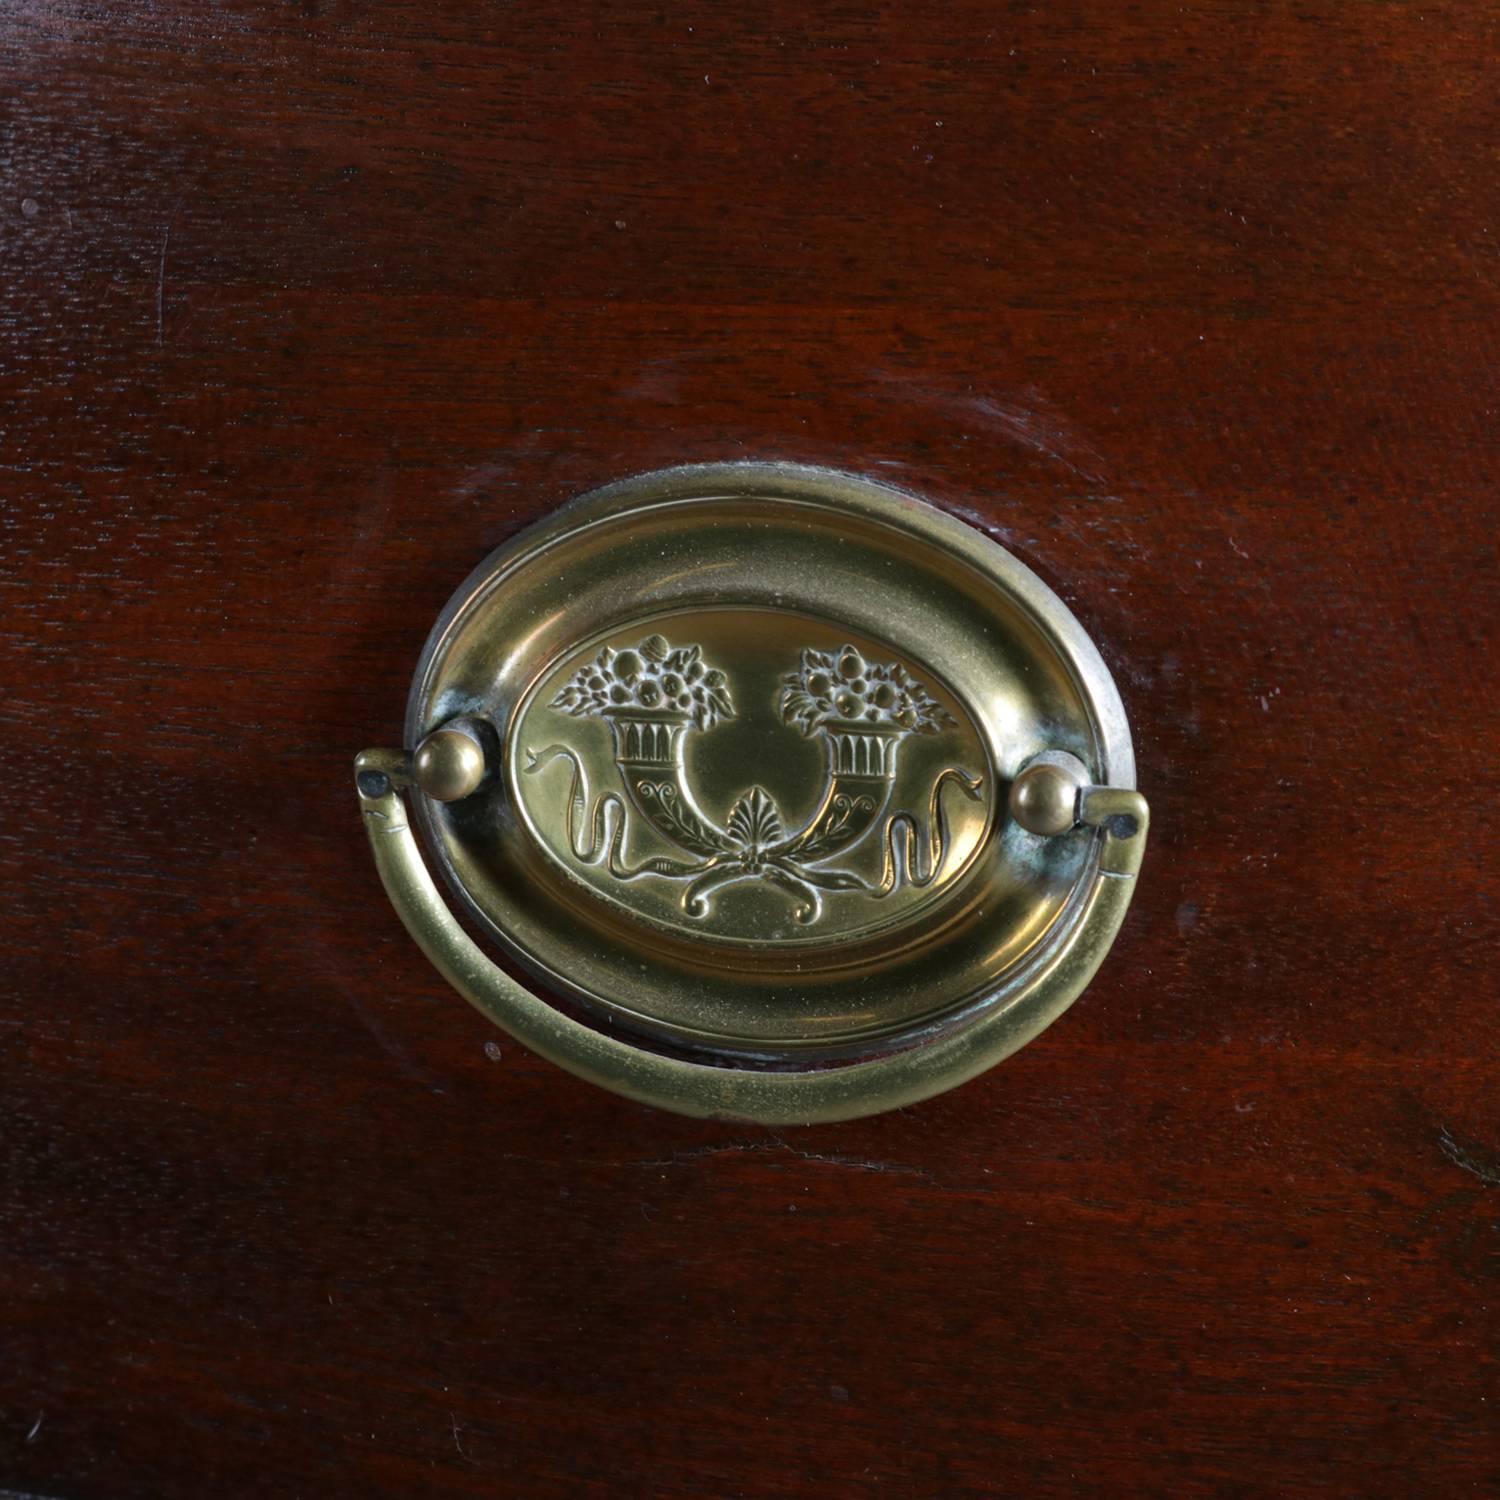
<box><xmin>3</xmin><ymin>4</ymin><xmax>1497</xmax><ymax>1495</ymax></box>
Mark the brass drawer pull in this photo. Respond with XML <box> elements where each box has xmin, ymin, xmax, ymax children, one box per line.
<box><xmin>355</xmin><ymin>463</ymin><xmax>1148</xmax><ymax>1122</ymax></box>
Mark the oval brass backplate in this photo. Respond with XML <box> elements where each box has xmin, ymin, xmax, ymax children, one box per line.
<box><xmin>355</xmin><ymin>462</ymin><xmax>1148</xmax><ymax>1123</ymax></box>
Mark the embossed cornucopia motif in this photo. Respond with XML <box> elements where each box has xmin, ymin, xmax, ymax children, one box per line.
<box><xmin>525</xmin><ymin>634</ymin><xmax>983</xmax><ymax>925</ymax></box>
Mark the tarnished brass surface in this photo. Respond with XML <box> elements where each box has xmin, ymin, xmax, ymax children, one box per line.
<box><xmin>357</xmin><ymin>462</ymin><xmax>1148</xmax><ymax>1120</ymax></box>
<box><xmin>514</xmin><ymin>614</ymin><xmax>990</xmax><ymax>948</ymax></box>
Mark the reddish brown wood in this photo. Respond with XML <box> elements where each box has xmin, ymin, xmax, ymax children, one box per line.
<box><xmin>2</xmin><ymin>3</ymin><xmax>1497</xmax><ymax>1496</ymax></box>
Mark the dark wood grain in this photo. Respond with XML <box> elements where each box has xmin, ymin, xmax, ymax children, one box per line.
<box><xmin>2</xmin><ymin>3</ymin><xmax>1497</xmax><ymax>1496</ymax></box>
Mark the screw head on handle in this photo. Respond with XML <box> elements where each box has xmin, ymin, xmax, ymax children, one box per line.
<box><xmin>1008</xmin><ymin>753</ymin><xmax>1088</xmax><ymax>836</ymax></box>
<box><xmin>413</xmin><ymin>724</ymin><xmax>488</xmax><ymax>802</ymax></box>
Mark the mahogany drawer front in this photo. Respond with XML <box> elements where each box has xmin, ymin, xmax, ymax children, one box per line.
<box><xmin>2</xmin><ymin>4</ymin><xmax>1495</xmax><ymax>1497</ymax></box>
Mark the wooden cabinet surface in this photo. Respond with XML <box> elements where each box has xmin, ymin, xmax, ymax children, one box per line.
<box><xmin>3</xmin><ymin>4</ymin><xmax>1496</xmax><ymax>1496</ymax></box>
